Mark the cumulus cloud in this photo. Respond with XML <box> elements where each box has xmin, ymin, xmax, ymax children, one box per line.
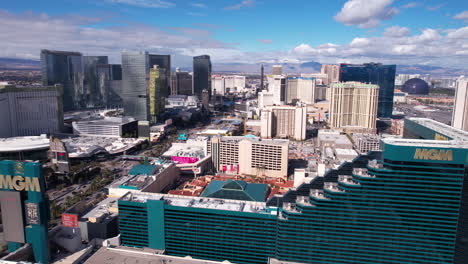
<box><xmin>1</xmin><ymin>10</ymin><xmax>467</xmax><ymax>69</ymax></box>
<box><xmin>289</xmin><ymin>26</ymin><xmax>468</xmax><ymax>69</ymax></box>
<box><xmin>334</xmin><ymin>0</ymin><xmax>399</xmax><ymax>28</ymax></box>
<box><xmin>384</xmin><ymin>26</ymin><xmax>410</xmax><ymax>37</ymax></box>
<box><xmin>109</xmin><ymin>0</ymin><xmax>174</xmax><ymax>8</ymax></box>
<box><xmin>350</xmin><ymin>38</ymin><xmax>370</xmax><ymax>47</ymax></box>
<box><xmin>224</xmin><ymin>0</ymin><xmax>255</xmax><ymax>10</ymax></box>
<box><xmin>0</xmin><ymin>10</ymin><xmax>239</xmax><ymax>65</ymax></box>
<box><xmin>454</xmin><ymin>11</ymin><xmax>468</xmax><ymax>21</ymax></box>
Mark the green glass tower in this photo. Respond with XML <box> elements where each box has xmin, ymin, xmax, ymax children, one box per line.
<box><xmin>118</xmin><ymin>118</ymin><xmax>468</xmax><ymax>264</ymax></box>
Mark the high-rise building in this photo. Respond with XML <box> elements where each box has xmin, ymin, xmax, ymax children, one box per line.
<box><xmin>267</xmin><ymin>75</ymin><xmax>286</xmax><ymax>104</ymax></box>
<box><xmin>339</xmin><ymin>63</ymin><xmax>396</xmax><ymax>118</ymax></box>
<box><xmin>259</xmin><ymin>64</ymin><xmax>264</xmax><ymax>95</ymax></box>
<box><xmin>320</xmin><ymin>64</ymin><xmax>340</xmax><ymax>84</ymax></box>
<box><xmin>272</xmin><ymin>65</ymin><xmax>282</xmax><ymax>75</ymax></box>
<box><xmin>209</xmin><ymin>136</ymin><xmax>289</xmax><ymax>178</ymax></box>
<box><xmin>193</xmin><ymin>55</ymin><xmax>212</xmax><ymax>97</ymax></box>
<box><xmin>149</xmin><ymin>65</ymin><xmax>166</xmax><ymax>123</ymax></box>
<box><xmin>286</xmin><ymin>77</ymin><xmax>316</xmax><ymax>104</ymax></box>
<box><xmin>96</xmin><ymin>64</ymin><xmax>123</xmax><ymax>107</ymax></box>
<box><xmin>211</xmin><ymin>75</ymin><xmax>246</xmax><ymax>95</ymax></box>
<box><xmin>0</xmin><ymin>84</ymin><xmax>63</xmax><ymax>137</ymax></box>
<box><xmin>261</xmin><ymin>105</ymin><xmax>307</xmax><ymax>140</ymax></box>
<box><xmin>211</xmin><ymin>75</ymin><xmax>225</xmax><ymax>95</ymax></box>
<box><xmin>83</xmin><ymin>56</ymin><xmax>109</xmax><ymax>107</ymax></box>
<box><xmin>41</xmin><ymin>49</ymin><xmax>84</xmax><ymax>111</ymax></box>
<box><xmin>452</xmin><ymin>76</ymin><xmax>468</xmax><ymax>131</ymax></box>
<box><xmin>170</xmin><ymin>68</ymin><xmax>193</xmax><ymax>96</ymax></box>
<box><xmin>121</xmin><ymin>52</ymin><xmax>168</xmax><ymax>123</ymax></box>
<box><xmin>258</xmin><ymin>90</ymin><xmax>275</xmax><ymax>109</ymax></box>
<box><xmin>201</xmin><ymin>89</ymin><xmax>209</xmax><ymax>110</ymax></box>
<box><xmin>148</xmin><ymin>55</ymin><xmax>171</xmax><ymax>98</ymax></box>
<box><xmin>117</xmin><ymin>118</ymin><xmax>468</xmax><ymax>264</ymax></box>
<box><xmin>329</xmin><ymin>82</ymin><xmax>379</xmax><ymax>133</ymax></box>
<box><xmin>121</xmin><ymin>51</ymin><xmax>149</xmax><ymax>121</ymax></box>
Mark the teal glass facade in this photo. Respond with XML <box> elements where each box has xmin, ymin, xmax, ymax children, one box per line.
<box><xmin>118</xmin><ymin>140</ymin><xmax>467</xmax><ymax>264</ymax></box>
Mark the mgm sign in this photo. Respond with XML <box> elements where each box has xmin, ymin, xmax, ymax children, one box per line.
<box><xmin>0</xmin><ymin>160</ymin><xmax>49</xmax><ymax>264</ymax></box>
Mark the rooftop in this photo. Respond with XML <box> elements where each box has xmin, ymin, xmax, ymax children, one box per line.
<box><xmin>382</xmin><ymin>138</ymin><xmax>468</xmax><ymax>148</ymax></box>
<box><xmin>120</xmin><ymin>192</ymin><xmax>274</xmax><ymax>214</ymax></box>
<box><xmin>201</xmin><ymin>180</ymin><xmax>269</xmax><ymax>202</ymax></box>
<box><xmin>84</xmin><ymin>247</ymin><xmax>230</xmax><ymax>264</ymax></box>
<box><xmin>408</xmin><ymin>117</ymin><xmax>468</xmax><ymax>142</ymax></box>
<box><xmin>0</xmin><ymin>135</ymin><xmax>50</xmax><ymax>152</ymax></box>
<box><xmin>81</xmin><ymin>197</ymin><xmax>118</xmax><ymax>221</ymax></box>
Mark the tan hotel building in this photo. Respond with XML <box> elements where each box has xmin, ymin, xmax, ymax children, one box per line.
<box><xmin>329</xmin><ymin>82</ymin><xmax>379</xmax><ymax>133</ymax></box>
<box><xmin>209</xmin><ymin>136</ymin><xmax>289</xmax><ymax>179</ymax></box>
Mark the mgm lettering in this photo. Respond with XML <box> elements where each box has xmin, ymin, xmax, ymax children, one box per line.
<box><xmin>414</xmin><ymin>148</ymin><xmax>453</xmax><ymax>161</ymax></box>
<box><xmin>0</xmin><ymin>175</ymin><xmax>41</xmax><ymax>192</ymax></box>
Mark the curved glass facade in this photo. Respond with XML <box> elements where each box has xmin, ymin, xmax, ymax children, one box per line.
<box><xmin>119</xmin><ymin>140</ymin><xmax>467</xmax><ymax>264</ymax></box>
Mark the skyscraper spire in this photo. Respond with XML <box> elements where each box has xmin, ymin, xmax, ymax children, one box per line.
<box><xmin>258</xmin><ymin>64</ymin><xmax>264</xmax><ymax>96</ymax></box>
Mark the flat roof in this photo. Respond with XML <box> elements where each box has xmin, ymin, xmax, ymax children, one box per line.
<box><xmin>84</xmin><ymin>247</ymin><xmax>229</xmax><ymax>264</ymax></box>
<box><xmin>0</xmin><ymin>135</ymin><xmax>49</xmax><ymax>152</ymax></box>
<box><xmin>120</xmin><ymin>192</ymin><xmax>274</xmax><ymax>214</ymax></box>
<box><xmin>81</xmin><ymin>197</ymin><xmax>118</xmax><ymax>220</ymax></box>
<box><xmin>382</xmin><ymin>138</ymin><xmax>468</xmax><ymax>148</ymax></box>
<box><xmin>218</xmin><ymin>136</ymin><xmax>289</xmax><ymax>145</ymax></box>
<box><xmin>407</xmin><ymin>118</ymin><xmax>468</xmax><ymax>142</ymax></box>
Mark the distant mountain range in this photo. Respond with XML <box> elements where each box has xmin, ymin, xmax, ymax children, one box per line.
<box><xmin>0</xmin><ymin>57</ymin><xmax>465</xmax><ymax>77</ymax></box>
<box><xmin>0</xmin><ymin>58</ymin><xmax>40</xmax><ymax>70</ymax></box>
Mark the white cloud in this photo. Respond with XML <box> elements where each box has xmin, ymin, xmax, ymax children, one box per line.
<box><xmin>0</xmin><ymin>10</ymin><xmax>235</xmax><ymax>65</ymax></box>
<box><xmin>0</xmin><ymin>10</ymin><xmax>467</xmax><ymax>69</ymax></box>
<box><xmin>109</xmin><ymin>0</ymin><xmax>174</xmax><ymax>8</ymax></box>
<box><xmin>454</xmin><ymin>11</ymin><xmax>468</xmax><ymax>21</ymax></box>
<box><xmin>224</xmin><ymin>0</ymin><xmax>255</xmax><ymax>10</ymax></box>
<box><xmin>350</xmin><ymin>37</ymin><xmax>370</xmax><ymax>47</ymax></box>
<box><xmin>334</xmin><ymin>0</ymin><xmax>399</xmax><ymax>28</ymax></box>
<box><xmin>446</xmin><ymin>26</ymin><xmax>468</xmax><ymax>40</ymax></box>
<box><xmin>384</xmin><ymin>26</ymin><xmax>410</xmax><ymax>37</ymax></box>
<box><xmin>402</xmin><ymin>2</ymin><xmax>419</xmax><ymax>9</ymax></box>
<box><xmin>289</xmin><ymin>26</ymin><xmax>468</xmax><ymax>69</ymax></box>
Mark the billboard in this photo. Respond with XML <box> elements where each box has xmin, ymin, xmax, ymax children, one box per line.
<box><xmin>62</xmin><ymin>213</ymin><xmax>79</xmax><ymax>228</ymax></box>
<box><xmin>0</xmin><ymin>191</ymin><xmax>25</xmax><ymax>243</ymax></box>
<box><xmin>0</xmin><ymin>160</ymin><xmax>49</xmax><ymax>264</ymax></box>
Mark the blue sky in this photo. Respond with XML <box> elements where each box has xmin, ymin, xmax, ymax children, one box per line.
<box><xmin>0</xmin><ymin>0</ymin><xmax>467</xmax><ymax>68</ymax></box>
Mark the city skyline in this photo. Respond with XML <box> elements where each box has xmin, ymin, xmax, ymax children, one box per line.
<box><xmin>0</xmin><ymin>0</ymin><xmax>467</xmax><ymax>69</ymax></box>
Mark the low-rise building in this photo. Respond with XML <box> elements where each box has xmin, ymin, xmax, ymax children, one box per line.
<box><xmin>72</xmin><ymin>117</ymin><xmax>138</xmax><ymax>138</ymax></box>
<box><xmin>108</xmin><ymin>161</ymin><xmax>180</xmax><ymax>198</ymax></box>
<box><xmin>353</xmin><ymin>133</ymin><xmax>381</xmax><ymax>154</ymax></box>
<box><xmin>0</xmin><ymin>134</ymin><xmax>50</xmax><ymax>161</ymax></box>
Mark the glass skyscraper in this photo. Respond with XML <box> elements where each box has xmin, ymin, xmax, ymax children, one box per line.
<box><xmin>122</xmin><ymin>51</ymin><xmax>150</xmax><ymax>121</ymax></box>
<box><xmin>121</xmin><ymin>52</ymin><xmax>168</xmax><ymax>123</ymax></box>
<box><xmin>118</xmin><ymin>118</ymin><xmax>468</xmax><ymax>264</ymax></box>
<box><xmin>339</xmin><ymin>63</ymin><xmax>396</xmax><ymax>118</ymax></box>
<box><xmin>84</xmin><ymin>56</ymin><xmax>108</xmax><ymax>108</ymax></box>
<box><xmin>148</xmin><ymin>55</ymin><xmax>171</xmax><ymax>99</ymax></box>
<box><xmin>41</xmin><ymin>49</ymin><xmax>84</xmax><ymax>111</ymax></box>
<box><xmin>193</xmin><ymin>55</ymin><xmax>212</xmax><ymax>97</ymax></box>
<box><xmin>96</xmin><ymin>64</ymin><xmax>123</xmax><ymax>108</ymax></box>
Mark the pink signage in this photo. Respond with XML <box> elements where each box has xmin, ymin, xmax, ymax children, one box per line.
<box><xmin>171</xmin><ymin>156</ymin><xmax>199</xmax><ymax>164</ymax></box>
